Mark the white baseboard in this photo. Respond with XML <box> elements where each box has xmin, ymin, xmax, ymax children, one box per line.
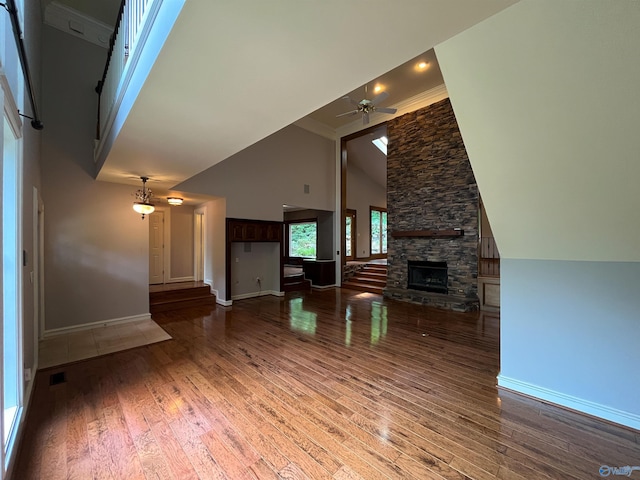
<box><xmin>43</xmin><ymin>313</ymin><xmax>152</xmax><ymax>338</ymax></box>
<box><xmin>232</xmin><ymin>290</ymin><xmax>282</xmax><ymax>301</ymax></box>
<box><xmin>312</xmin><ymin>284</ymin><xmax>336</xmax><ymax>289</ymax></box>
<box><xmin>498</xmin><ymin>375</ymin><xmax>640</xmax><ymax>431</ymax></box>
<box><xmin>217</xmin><ymin>297</ymin><xmax>233</xmax><ymax>306</ymax></box>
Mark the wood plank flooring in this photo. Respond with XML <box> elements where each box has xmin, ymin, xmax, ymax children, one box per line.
<box><xmin>13</xmin><ymin>289</ymin><xmax>640</xmax><ymax>479</ymax></box>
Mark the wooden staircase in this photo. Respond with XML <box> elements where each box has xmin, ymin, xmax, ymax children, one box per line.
<box><xmin>342</xmin><ymin>263</ymin><xmax>387</xmax><ymax>295</ymax></box>
<box><xmin>283</xmin><ymin>273</ymin><xmax>312</xmax><ymax>292</ymax></box>
<box><xmin>149</xmin><ymin>282</ymin><xmax>216</xmax><ymax>313</ymax></box>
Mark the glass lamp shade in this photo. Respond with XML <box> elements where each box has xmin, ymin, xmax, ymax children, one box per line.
<box><xmin>133</xmin><ymin>202</ymin><xmax>155</xmax><ymax>217</ymax></box>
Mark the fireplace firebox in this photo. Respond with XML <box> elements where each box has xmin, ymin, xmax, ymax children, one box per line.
<box><xmin>408</xmin><ymin>260</ymin><xmax>448</xmax><ymax>294</ymax></box>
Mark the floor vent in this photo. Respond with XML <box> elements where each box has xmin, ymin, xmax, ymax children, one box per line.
<box><xmin>49</xmin><ymin>372</ymin><xmax>66</xmax><ymax>386</ymax></box>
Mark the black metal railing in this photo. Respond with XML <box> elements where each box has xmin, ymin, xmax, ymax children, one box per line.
<box><xmin>3</xmin><ymin>0</ymin><xmax>43</xmax><ymax>129</ymax></box>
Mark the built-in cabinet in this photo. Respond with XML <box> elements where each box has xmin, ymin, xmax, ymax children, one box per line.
<box><xmin>225</xmin><ymin>218</ymin><xmax>284</xmax><ymax>302</ymax></box>
<box><xmin>228</xmin><ymin>219</ymin><xmax>282</xmax><ymax>242</ymax></box>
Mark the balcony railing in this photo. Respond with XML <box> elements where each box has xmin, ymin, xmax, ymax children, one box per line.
<box><xmin>479</xmin><ymin>236</ymin><xmax>500</xmax><ymax>277</ymax></box>
<box><xmin>95</xmin><ymin>0</ymin><xmax>153</xmax><ymax>143</ymax></box>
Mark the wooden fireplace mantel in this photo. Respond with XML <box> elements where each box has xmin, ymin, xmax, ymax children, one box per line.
<box><xmin>390</xmin><ymin>229</ymin><xmax>464</xmax><ymax>238</ymax></box>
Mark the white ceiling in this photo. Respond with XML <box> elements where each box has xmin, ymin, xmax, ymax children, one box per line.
<box><xmin>48</xmin><ymin>1</ymin><xmax>518</xmax><ymax>196</ymax></box>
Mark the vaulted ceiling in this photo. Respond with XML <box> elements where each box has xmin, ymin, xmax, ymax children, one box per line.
<box><xmin>42</xmin><ymin>0</ymin><xmax>519</xmax><ymax>193</ymax></box>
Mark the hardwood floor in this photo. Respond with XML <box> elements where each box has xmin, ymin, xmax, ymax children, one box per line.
<box><xmin>13</xmin><ymin>289</ymin><xmax>640</xmax><ymax>479</ymax></box>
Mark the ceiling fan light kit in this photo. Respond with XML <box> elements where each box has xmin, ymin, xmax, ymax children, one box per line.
<box><xmin>336</xmin><ymin>88</ymin><xmax>398</xmax><ymax>125</ymax></box>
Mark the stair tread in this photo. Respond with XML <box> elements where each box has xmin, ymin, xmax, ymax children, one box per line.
<box><xmin>150</xmin><ymin>294</ymin><xmax>216</xmax><ymax>306</ymax></box>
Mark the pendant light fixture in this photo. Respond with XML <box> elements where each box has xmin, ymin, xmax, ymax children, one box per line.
<box><xmin>133</xmin><ymin>176</ymin><xmax>155</xmax><ymax>219</ymax></box>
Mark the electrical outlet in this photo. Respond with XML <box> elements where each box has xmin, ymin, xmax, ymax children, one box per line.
<box><xmin>24</xmin><ymin>368</ymin><xmax>32</xmax><ymax>382</ymax></box>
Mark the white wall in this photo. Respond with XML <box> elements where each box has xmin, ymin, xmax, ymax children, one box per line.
<box><xmin>199</xmin><ymin>197</ymin><xmax>227</xmax><ymax>303</ymax></box>
<box><xmin>436</xmin><ymin>0</ymin><xmax>640</xmax><ymax>429</ymax></box>
<box><xmin>177</xmin><ymin>124</ymin><xmax>336</xmax><ymax>221</ymax></box>
<box><xmin>41</xmin><ymin>26</ymin><xmax>148</xmax><ymax>330</ymax></box>
<box><xmin>347</xmin><ymin>163</ymin><xmax>386</xmax><ymax>259</ymax></box>
<box><xmin>179</xmin><ymin>124</ymin><xmax>335</xmax><ymax>301</ymax></box>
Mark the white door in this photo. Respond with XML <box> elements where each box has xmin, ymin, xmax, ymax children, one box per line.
<box><xmin>149</xmin><ymin>211</ymin><xmax>164</xmax><ymax>284</ymax></box>
<box><xmin>194</xmin><ymin>212</ymin><xmax>204</xmax><ymax>282</ymax></box>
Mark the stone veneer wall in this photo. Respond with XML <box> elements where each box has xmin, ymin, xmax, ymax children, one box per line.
<box><xmin>385</xmin><ymin>98</ymin><xmax>479</xmax><ymax>311</ymax></box>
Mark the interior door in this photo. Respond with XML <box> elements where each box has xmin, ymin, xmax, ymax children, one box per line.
<box><xmin>149</xmin><ymin>211</ymin><xmax>164</xmax><ymax>284</ymax></box>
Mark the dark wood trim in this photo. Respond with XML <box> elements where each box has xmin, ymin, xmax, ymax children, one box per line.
<box><xmin>345</xmin><ymin>209</ymin><xmax>357</xmax><ymax>261</ymax></box>
<box><xmin>283</xmin><ymin>218</ymin><xmax>318</xmax><ymax>260</ymax></box>
<box><xmin>390</xmin><ymin>229</ymin><xmax>464</xmax><ymax>238</ymax></box>
<box><xmin>370</xmin><ymin>205</ymin><xmax>388</xmax><ymax>259</ymax></box>
<box><xmin>340</xmin><ymin>123</ymin><xmax>388</xmax><ymax>284</ymax></box>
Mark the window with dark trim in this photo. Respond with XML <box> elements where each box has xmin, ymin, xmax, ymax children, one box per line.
<box><xmin>370</xmin><ymin>206</ymin><xmax>387</xmax><ymax>257</ymax></box>
<box><xmin>287</xmin><ymin>220</ymin><xmax>317</xmax><ymax>259</ymax></box>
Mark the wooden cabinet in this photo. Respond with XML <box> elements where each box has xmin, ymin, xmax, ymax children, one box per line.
<box><xmin>227</xmin><ymin>219</ymin><xmax>282</xmax><ymax>242</ymax></box>
<box><xmin>302</xmin><ymin>260</ymin><xmax>336</xmax><ymax>287</ymax></box>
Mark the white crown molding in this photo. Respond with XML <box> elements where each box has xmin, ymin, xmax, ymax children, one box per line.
<box><xmin>336</xmin><ymin>83</ymin><xmax>449</xmax><ymax>139</ymax></box>
<box><xmin>296</xmin><ymin>84</ymin><xmax>450</xmax><ymax>140</ymax></box>
<box><xmin>44</xmin><ymin>1</ymin><xmax>112</xmax><ymax>49</ymax></box>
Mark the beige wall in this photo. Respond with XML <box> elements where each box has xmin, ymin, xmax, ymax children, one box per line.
<box><xmin>177</xmin><ymin>124</ymin><xmax>336</xmax><ymax>221</ymax></box>
<box><xmin>41</xmin><ymin>26</ymin><xmax>149</xmax><ymax>330</ymax></box>
<box><xmin>437</xmin><ymin>0</ymin><xmax>640</xmax><ymax>262</ymax></box>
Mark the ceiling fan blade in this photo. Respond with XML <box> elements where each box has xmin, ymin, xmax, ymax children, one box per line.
<box><xmin>369</xmin><ymin>91</ymin><xmax>389</xmax><ymax>106</ymax></box>
<box><xmin>336</xmin><ymin>109</ymin><xmax>359</xmax><ymax>118</ymax></box>
<box><xmin>362</xmin><ymin>111</ymin><xmax>370</xmax><ymax>125</ymax></box>
<box><xmin>342</xmin><ymin>95</ymin><xmax>359</xmax><ymax>106</ymax></box>
<box><xmin>375</xmin><ymin>107</ymin><xmax>397</xmax><ymax>114</ymax></box>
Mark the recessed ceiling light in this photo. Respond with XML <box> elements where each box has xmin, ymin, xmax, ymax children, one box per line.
<box><xmin>416</xmin><ymin>61</ymin><xmax>429</xmax><ymax>71</ymax></box>
<box><xmin>374</xmin><ymin>84</ymin><xmax>383</xmax><ymax>93</ymax></box>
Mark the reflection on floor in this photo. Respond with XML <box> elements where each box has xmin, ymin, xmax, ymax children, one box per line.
<box><xmin>38</xmin><ymin>318</ymin><xmax>171</xmax><ymax>369</ymax></box>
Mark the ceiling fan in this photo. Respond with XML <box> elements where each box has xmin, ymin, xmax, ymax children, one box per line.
<box><xmin>336</xmin><ymin>86</ymin><xmax>397</xmax><ymax>125</ymax></box>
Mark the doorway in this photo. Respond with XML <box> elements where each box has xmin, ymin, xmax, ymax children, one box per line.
<box><xmin>340</xmin><ymin>123</ymin><xmax>388</xmax><ymax>281</ymax></box>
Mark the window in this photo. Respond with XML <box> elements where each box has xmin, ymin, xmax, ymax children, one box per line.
<box><xmin>2</xmin><ymin>115</ymin><xmax>23</xmax><ymax>460</ymax></box>
<box><xmin>345</xmin><ymin>209</ymin><xmax>356</xmax><ymax>260</ymax></box>
<box><xmin>288</xmin><ymin>221</ymin><xmax>317</xmax><ymax>258</ymax></box>
<box><xmin>370</xmin><ymin>207</ymin><xmax>387</xmax><ymax>257</ymax></box>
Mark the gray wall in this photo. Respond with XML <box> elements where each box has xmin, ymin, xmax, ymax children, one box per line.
<box><xmin>41</xmin><ymin>26</ymin><xmax>148</xmax><ymax>330</ymax></box>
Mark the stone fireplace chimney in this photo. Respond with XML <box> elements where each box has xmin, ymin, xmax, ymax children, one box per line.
<box><xmin>384</xmin><ymin>98</ymin><xmax>479</xmax><ymax>312</ymax></box>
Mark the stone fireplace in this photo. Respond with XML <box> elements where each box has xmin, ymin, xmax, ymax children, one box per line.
<box><xmin>384</xmin><ymin>98</ymin><xmax>479</xmax><ymax>311</ymax></box>
<box><xmin>407</xmin><ymin>260</ymin><xmax>448</xmax><ymax>294</ymax></box>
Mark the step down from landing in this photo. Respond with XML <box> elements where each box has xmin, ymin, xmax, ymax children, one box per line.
<box><xmin>149</xmin><ymin>282</ymin><xmax>216</xmax><ymax>313</ymax></box>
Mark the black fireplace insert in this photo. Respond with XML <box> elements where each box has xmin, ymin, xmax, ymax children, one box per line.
<box><xmin>407</xmin><ymin>260</ymin><xmax>448</xmax><ymax>294</ymax></box>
